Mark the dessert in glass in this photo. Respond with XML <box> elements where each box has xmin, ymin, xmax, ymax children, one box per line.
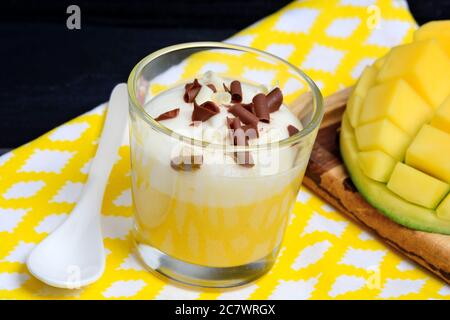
<box><xmin>127</xmin><ymin>42</ymin><xmax>323</xmax><ymax>287</ymax></box>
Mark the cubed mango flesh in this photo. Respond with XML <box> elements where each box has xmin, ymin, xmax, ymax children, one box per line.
<box><xmin>359</xmin><ymin>79</ymin><xmax>431</xmax><ymax>135</ymax></box>
<box><xmin>353</xmin><ymin>65</ymin><xmax>377</xmax><ymax>98</ymax></box>
<box><xmin>387</xmin><ymin>162</ymin><xmax>450</xmax><ymax>209</ymax></box>
<box><xmin>406</xmin><ymin>125</ymin><xmax>450</xmax><ymax>183</ymax></box>
<box><xmin>414</xmin><ymin>20</ymin><xmax>450</xmax><ymax>57</ymax></box>
<box><xmin>430</xmin><ymin>95</ymin><xmax>450</xmax><ymax>134</ymax></box>
<box><xmin>373</xmin><ymin>56</ymin><xmax>386</xmax><ymax>70</ymax></box>
<box><xmin>347</xmin><ymin>93</ymin><xmax>363</xmax><ymax>128</ymax></box>
<box><xmin>355</xmin><ymin>119</ymin><xmax>411</xmax><ymax>160</ymax></box>
<box><xmin>347</xmin><ymin>66</ymin><xmax>378</xmax><ymax>128</ymax></box>
<box><xmin>437</xmin><ymin>194</ymin><xmax>450</xmax><ymax>220</ymax></box>
<box><xmin>377</xmin><ymin>40</ymin><xmax>450</xmax><ymax>108</ymax></box>
<box><xmin>358</xmin><ymin>150</ymin><xmax>396</xmax><ymax>182</ymax></box>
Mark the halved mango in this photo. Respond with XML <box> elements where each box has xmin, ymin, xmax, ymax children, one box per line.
<box><xmin>355</xmin><ymin>119</ymin><xmax>410</xmax><ymax>160</ymax></box>
<box><xmin>430</xmin><ymin>95</ymin><xmax>450</xmax><ymax>134</ymax></box>
<box><xmin>377</xmin><ymin>40</ymin><xmax>450</xmax><ymax>108</ymax></box>
<box><xmin>358</xmin><ymin>150</ymin><xmax>396</xmax><ymax>182</ymax></box>
<box><xmin>414</xmin><ymin>20</ymin><xmax>450</xmax><ymax>57</ymax></box>
<box><xmin>341</xmin><ymin>21</ymin><xmax>450</xmax><ymax>234</ymax></box>
<box><xmin>387</xmin><ymin>162</ymin><xmax>450</xmax><ymax>209</ymax></box>
<box><xmin>405</xmin><ymin>125</ymin><xmax>450</xmax><ymax>183</ymax></box>
<box><xmin>359</xmin><ymin>79</ymin><xmax>431</xmax><ymax>135</ymax></box>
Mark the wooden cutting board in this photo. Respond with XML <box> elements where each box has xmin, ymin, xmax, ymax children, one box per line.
<box><xmin>297</xmin><ymin>88</ymin><xmax>450</xmax><ymax>285</ymax></box>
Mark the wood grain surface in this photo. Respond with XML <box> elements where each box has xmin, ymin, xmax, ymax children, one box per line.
<box><xmin>296</xmin><ymin>88</ymin><xmax>450</xmax><ymax>285</ymax></box>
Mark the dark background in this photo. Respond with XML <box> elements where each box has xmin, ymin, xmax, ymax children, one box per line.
<box><xmin>0</xmin><ymin>0</ymin><xmax>449</xmax><ymax>151</ymax></box>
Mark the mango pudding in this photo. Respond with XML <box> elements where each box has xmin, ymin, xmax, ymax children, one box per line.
<box><xmin>127</xmin><ymin>43</ymin><xmax>323</xmax><ymax>287</ymax></box>
<box><xmin>131</xmin><ymin>71</ymin><xmax>306</xmax><ymax>277</ymax></box>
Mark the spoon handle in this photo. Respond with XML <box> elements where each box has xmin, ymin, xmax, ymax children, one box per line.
<box><xmin>86</xmin><ymin>83</ymin><xmax>128</xmax><ymax>196</ymax></box>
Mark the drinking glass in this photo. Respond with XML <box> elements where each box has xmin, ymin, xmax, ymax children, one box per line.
<box><xmin>127</xmin><ymin>42</ymin><xmax>323</xmax><ymax>287</ymax></box>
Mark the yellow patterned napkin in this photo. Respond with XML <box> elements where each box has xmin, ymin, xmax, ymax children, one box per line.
<box><xmin>1</xmin><ymin>0</ymin><xmax>449</xmax><ymax>299</ymax></box>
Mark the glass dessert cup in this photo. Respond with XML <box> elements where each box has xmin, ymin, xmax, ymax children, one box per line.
<box><xmin>127</xmin><ymin>42</ymin><xmax>323</xmax><ymax>288</ymax></box>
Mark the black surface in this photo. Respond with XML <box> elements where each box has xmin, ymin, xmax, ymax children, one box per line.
<box><xmin>0</xmin><ymin>0</ymin><xmax>448</xmax><ymax>149</ymax></box>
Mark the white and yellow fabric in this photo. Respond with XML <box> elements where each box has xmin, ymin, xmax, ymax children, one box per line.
<box><xmin>0</xmin><ymin>0</ymin><xmax>449</xmax><ymax>299</ymax></box>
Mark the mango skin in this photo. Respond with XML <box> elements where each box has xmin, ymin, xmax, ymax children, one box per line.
<box><xmin>437</xmin><ymin>194</ymin><xmax>450</xmax><ymax>221</ymax></box>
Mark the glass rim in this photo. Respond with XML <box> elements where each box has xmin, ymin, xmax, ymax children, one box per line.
<box><xmin>127</xmin><ymin>41</ymin><xmax>324</xmax><ymax>151</ymax></box>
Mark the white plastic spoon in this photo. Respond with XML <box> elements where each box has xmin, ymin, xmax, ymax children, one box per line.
<box><xmin>27</xmin><ymin>83</ymin><xmax>128</xmax><ymax>288</ymax></box>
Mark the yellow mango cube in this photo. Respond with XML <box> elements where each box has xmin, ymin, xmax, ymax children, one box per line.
<box><xmin>387</xmin><ymin>163</ymin><xmax>450</xmax><ymax>209</ymax></box>
<box><xmin>430</xmin><ymin>95</ymin><xmax>450</xmax><ymax>134</ymax></box>
<box><xmin>353</xmin><ymin>66</ymin><xmax>377</xmax><ymax>98</ymax></box>
<box><xmin>406</xmin><ymin>125</ymin><xmax>450</xmax><ymax>183</ymax></box>
<box><xmin>359</xmin><ymin>79</ymin><xmax>431</xmax><ymax>135</ymax></box>
<box><xmin>347</xmin><ymin>93</ymin><xmax>363</xmax><ymax>128</ymax></box>
<box><xmin>374</xmin><ymin>56</ymin><xmax>386</xmax><ymax>70</ymax></box>
<box><xmin>377</xmin><ymin>40</ymin><xmax>450</xmax><ymax>108</ymax></box>
<box><xmin>358</xmin><ymin>150</ymin><xmax>396</xmax><ymax>182</ymax></box>
<box><xmin>414</xmin><ymin>20</ymin><xmax>450</xmax><ymax>57</ymax></box>
<box><xmin>437</xmin><ymin>194</ymin><xmax>450</xmax><ymax>220</ymax></box>
<box><xmin>355</xmin><ymin>119</ymin><xmax>411</xmax><ymax>160</ymax></box>
<box><xmin>347</xmin><ymin>65</ymin><xmax>378</xmax><ymax>128</ymax></box>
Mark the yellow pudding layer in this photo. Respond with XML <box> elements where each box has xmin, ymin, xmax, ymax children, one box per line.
<box><xmin>132</xmin><ymin>171</ymin><xmax>303</xmax><ymax>268</ymax></box>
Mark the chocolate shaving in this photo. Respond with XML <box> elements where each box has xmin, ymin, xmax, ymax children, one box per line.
<box><xmin>230</xmin><ymin>80</ymin><xmax>243</xmax><ymax>103</ymax></box>
<box><xmin>207</xmin><ymin>84</ymin><xmax>217</xmax><ymax>93</ymax></box>
<box><xmin>266</xmin><ymin>87</ymin><xmax>283</xmax><ymax>113</ymax></box>
<box><xmin>252</xmin><ymin>93</ymin><xmax>270</xmax><ymax>123</ymax></box>
<box><xmin>192</xmin><ymin>101</ymin><xmax>220</xmax><ymax>122</ymax></box>
<box><xmin>241</xmin><ymin>102</ymin><xmax>254</xmax><ymax>113</ymax></box>
<box><xmin>226</xmin><ymin>117</ymin><xmax>255</xmax><ymax>167</ymax></box>
<box><xmin>228</xmin><ymin>104</ymin><xmax>258</xmax><ymax>125</ymax></box>
<box><xmin>170</xmin><ymin>154</ymin><xmax>203</xmax><ymax>172</ymax></box>
<box><xmin>154</xmin><ymin>108</ymin><xmax>180</xmax><ymax>121</ymax></box>
<box><xmin>184</xmin><ymin>79</ymin><xmax>201</xmax><ymax>103</ymax></box>
<box><xmin>287</xmin><ymin>125</ymin><xmax>300</xmax><ymax>137</ymax></box>
<box><xmin>223</xmin><ymin>83</ymin><xmax>230</xmax><ymax>93</ymax></box>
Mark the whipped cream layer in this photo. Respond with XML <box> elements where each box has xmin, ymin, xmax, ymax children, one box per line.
<box><xmin>131</xmin><ymin>72</ymin><xmax>308</xmax><ymax>206</ymax></box>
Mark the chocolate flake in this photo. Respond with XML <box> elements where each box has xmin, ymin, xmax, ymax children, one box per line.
<box><xmin>228</xmin><ymin>104</ymin><xmax>258</xmax><ymax>125</ymax></box>
<box><xmin>223</xmin><ymin>83</ymin><xmax>230</xmax><ymax>93</ymax></box>
<box><xmin>230</xmin><ymin>80</ymin><xmax>243</xmax><ymax>103</ymax></box>
<box><xmin>184</xmin><ymin>79</ymin><xmax>201</xmax><ymax>103</ymax></box>
<box><xmin>287</xmin><ymin>125</ymin><xmax>300</xmax><ymax>137</ymax></box>
<box><xmin>192</xmin><ymin>101</ymin><xmax>220</xmax><ymax>122</ymax></box>
<box><xmin>266</xmin><ymin>87</ymin><xmax>283</xmax><ymax>113</ymax></box>
<box><xmin>252</xmin><ymin>93</ymin><xmax>270</xmax><ymax>123</ymax></box>
<box><xmin>226</xmin><ymin>117</ymin><xmax>255</xmax><ymax>167</ymax></box>
<box><xmin>154</xmin><ymin>108</ymin><xmax>180</xmax><ymax>121</ymax></box>
<box><xmin>241</xmin><ymin>102</ymin><xmax>254</xmax><ymax>113</ymax></box>
<box><xmin>207</xmin><ymin>84</ymin><xmax>217</xmax><ymax>93</ymax></box>
<box><xmin>170</xmin><ymin>154</ymin><xmax>203</xmax><ymax>172</ymax></box>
